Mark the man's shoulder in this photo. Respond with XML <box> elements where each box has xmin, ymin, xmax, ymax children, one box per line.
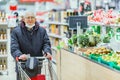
<box><xmin>39</xmin><ymin>27</ymin><xmax>46</xmax><ymax>32</ymax></box>
<box><xmin>12</xmin><ymin>26</ymin><xmax>21</xmax><ymax>33</ymax></box>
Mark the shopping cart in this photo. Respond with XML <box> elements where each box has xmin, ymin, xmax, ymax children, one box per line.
<box><xmin>16</xmin><ymin>57</ymin><xmax>57</xmax><ymax>80</ymax></box>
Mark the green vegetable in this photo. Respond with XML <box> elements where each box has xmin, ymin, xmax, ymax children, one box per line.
<box><xmin>103</xmin><ymin>36</ymin><xmax>110</xmax><ymax>43</ymax></box>
<box><xmin>78</xmin><ymin>35</ymin><xmax>89</xmax><ymax>47</ymax></box>
<box><xmin>68</xmin><ymin>34</ymin><xmax>77</xmax><ymax>46</ymax></box>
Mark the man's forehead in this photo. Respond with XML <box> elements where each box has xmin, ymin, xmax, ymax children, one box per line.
<box><xmin>25</xmin><ymin>12</ymin><xmax>35</xmax><ymax>17</ymax></box>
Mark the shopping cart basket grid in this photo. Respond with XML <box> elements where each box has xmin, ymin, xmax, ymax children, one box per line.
<box><xmin>17</xmin><ymin>57</ymin><xmax>58</xmax><ymax>80</ymax></box>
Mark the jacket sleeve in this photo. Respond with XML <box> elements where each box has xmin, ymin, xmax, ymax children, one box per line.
<box><xmin>43</xmin><ymin>29</ymin><xmax>52</xmax><ymax>55</ymax></box>
<box><xmin>11</xmin><ymin>29</ymin><xmax>22</xmax><ymax>59</ymax></box>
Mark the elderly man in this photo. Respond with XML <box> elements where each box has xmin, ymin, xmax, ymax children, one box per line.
<box><xmin>11</xmin><ymin>11</ymin><xmax>52</xmax><ymax>80</ymax></box>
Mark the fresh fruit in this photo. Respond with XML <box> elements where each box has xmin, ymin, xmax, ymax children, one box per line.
<box><xmin>84</xmin><ymin>47</ymin><xmax>111</xmax><ymax>55</ymax></box>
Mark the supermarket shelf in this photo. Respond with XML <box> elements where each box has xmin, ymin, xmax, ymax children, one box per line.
<box><xmin>0</xmin><ymin>70</ymin><xmax>8</xmax><ymax>75</ymax></box>
<box><xmin>0</xmin><ymin>55</ymin><xmax>8</xmax><ymax>57</ymax></box>
<box><xmin>46</xmin><ymin>21</ymin><xmax>120</xmax><ymax>27</ymax></box>
<box><xmin>0</xmin><ymin>40</ymin><xmax>7</xmax><ymax>42</ymax></box>
<box><xmin>88</xmin><ymin>22</ymin><xmax>104</xmax><ymax>26</ymax></box>
<box><xmin>0</xmin><ymin>22</ymin><xmax>8</xmax><ymax>76</ymax></box>
<box><xmin>48</xmin><ymin>33</ymin><xmax>63</xmax><ymax>39</ymax></box>
<box><xmin>45</xmin><ymin>21</ymin><xmax>68</xmax><ymax>26</ymax></box>
<box><xmin>45</xmin><ymin>21</ymin><xmax>120</xmax><ymax>27</ymax></box>
<box><xmin>0</xmin><ymin>22</ymin><xmax>8</xmax><ymax>26</ymax></box>
<box><xmin>110</xmin><ymin>24</ymin><xmax>120</xmax><ymax>27</ymax></box>
<box><xmin>88</xmin><ymin>21</ymin><xmax>120</xmax><ymax>27</ymax></box>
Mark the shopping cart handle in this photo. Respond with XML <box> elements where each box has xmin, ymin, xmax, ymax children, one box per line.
<box><xmin>16</xmin><ymin>57</ymin><xmax>27</xmax><ymax>62</ymax></box>
<box><xmin>48</xmin><ymin>57</ymin><xmax>52</xmax><ymax>60</ymax></box>
<box><xmin>36</xmin><ymin>56</ymin><xmax>52</xmax><ymax>60</ymax></box>
<box><xmin>16</xmin><ymin>56</ymin><xmax>52</xmax><ymax>62</ymax></box>
<box><xmin>44</xmin><ymin>53</ymin><xmax>52</xmax><ymax>60</ymax></box>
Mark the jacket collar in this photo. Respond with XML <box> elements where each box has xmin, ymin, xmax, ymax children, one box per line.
<box><xmin>20</xmin><ymin>21</ymin><xmax>39</xmax><ymax>31</ymax></box>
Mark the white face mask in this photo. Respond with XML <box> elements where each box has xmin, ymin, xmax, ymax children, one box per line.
<box><xmin>26</xmin><ymin>23</ymin><xmax>35</xmax><ymax>29</ymax></box>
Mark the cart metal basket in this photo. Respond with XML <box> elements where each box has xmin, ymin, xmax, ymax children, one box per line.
<box><xmin>17</xmin><ymin>57</ymin><xmax>57</xmax><ymax>80</ymax></box>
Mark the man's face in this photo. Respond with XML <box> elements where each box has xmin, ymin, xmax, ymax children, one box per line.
<box><xmin>24</xmin><ymin>12</ymin><xmax>36</xmax><ymax>26</ymax></box>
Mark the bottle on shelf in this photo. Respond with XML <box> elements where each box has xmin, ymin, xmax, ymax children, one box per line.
<box><xmin>0</xmin><ymin>29</ymin><xmax>1</xmax><ymax>40</ymax></box>
<box><xmin>55</xmin><ymin>38</ymin><xmax>59</xmax><ymax>46</ymax></box>
<box><xmin>1</xmin><ymin>59</ymin><xmax>3</xmax><ymax>70</ymax></box>
<box><xmin>67</xmin><ymin>12</ymin><xmax>70</xmax><ymax>17</ymax></box>
<box><xmin>1</xmin><ymin>44</ymin><xmax>3</xmax><ymax>55</ymax></box>
<box><xmin>0</xmin><ymin>44</ymin><xmax>6</xmax><ymax>55</ymax></box>
<box><xmin>3</xmin><ymin>44</ymin><xmax>6</xmax><ymax>55</ymax></box>
<box><xmin>0</xmin><ymin>59</ymin><xmax>1</xmax><ymax>69</ymax></box>
<box><xmin>55</xmin><ymin>25</ymin><xmax>59</xmax><ymax>35</ymax></box>
<box><xmin>0</xmin><ymin>45</ymin><xmax>1</xmax><ymax>55</ymax></box>
<box><xmin>0</xmin><ymin>29</ymin><xmax>4</xmax><ymax>40</ymax></box>
<box><xmin>0</xmin><ymin>11</ymin><xmax>6</xmax><ymax>22</ymax></box>
<box><xmin>3</xmin><ymin>29</ymin><xmax>7</xmax><ymax>39</ymax></box>
<box><xmin>3</xmin><ymin>59</ymin><xmax>6</xmax><ymax>70</ymax></box>
<box><xmin>70</xmin><ymin>12</ymin><xmax>73</xmax><ymax>16</ymax></box>
<box><xmin>0</xmin><ymin>11</ymin><xmax>1</xmax><ymax>17</ymax></box>
<box><xmin>50</xmin><ymin>24</ymin><xmax>56</xmax><ymax>33</ymax></box>
<box><xmin>62</xmin><ymin>11</ymin><xmax>67</xmax><ymax>23</ymax></box>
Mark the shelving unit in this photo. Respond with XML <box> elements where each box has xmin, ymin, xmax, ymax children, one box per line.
<box><xmin>0</xmin><ymin>23</ymin><xmax>9</xmax><ymax>75</ymax></box>
<box><xmin>48</xmin><ymin>33</ymin><xmax>63</xmax><ymax>39</ymax></box>
<box><xmin>47</xmin><ymin>24</ymin><xmax>68</xmax><ymax>75</ymax></box>
<box><xmin>0</xmin><ymin>55</ymin><xmax>7</xmax><ymax>57</ymax></box>
<box><xmin>46</xmin><ymin>11</ymin><xmax>79</xmax><ymax>66</ymax></box>
<box><xmin>88</xmin><ymin>21</ymin><xmax>120</xmax><ymax>27</ymax></box>
<box><xmin>45</xmin><ymin>21</ymin><xmax>68</xmax><ymax>26</ymax></box>
<box><xmin>46</xmin><ymin>22</ymin><xmax>68</xmax><ymax>47</ymax></box>
<box><xmin>45</xmin><ymin>11</ymin><xmax>71</xmax><ymax>69</ymax></box>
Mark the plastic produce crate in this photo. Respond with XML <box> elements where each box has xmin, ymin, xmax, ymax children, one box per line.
<box><xmin>100</xmin><ymin>58</ymin><xmax>114</xmax><ymax>67</ymax></box>
<box><xmin>113</xmin><ymin>64</ymin><xmax>120</xmax><ymax>71</ymax></box>
<box><xmin>89</xmin><ymin>54</ymin><xmax>101</xmax><ymax>62</ymax></box>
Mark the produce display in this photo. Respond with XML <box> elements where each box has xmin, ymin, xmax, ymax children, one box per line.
<box><xmin>87</xmin><ymin>9</ymin><xmax>120</xmax><ymax>25</ymax></box>
<box><xmin>68</xmin><ymin>34</ymin><xmax>77</xmax><ymax>47</ymax></box>
<box><xmin>102</xmin><ymin>53</ymin><xmax>120</xmax><ymax>66</ymax></box>
<box><xmin>79</xmin><ymin>46</ymin><xmax>120</xmax><ymax>71</ymax></box>
<box><xmin>67</xmin><ymin>9</ymin><xmax>120</xmax><ymax>72</ymax></box>
<box><xmin>68</xmin><ymin>31</ymin><xmax>101</xmax><ymax>48</ymax></box>
<box><xmin>102</xmin><ymin>36</ymin><xmax>111</xmax><ymax>43</ymax></box>
<box><xmin>77</xmin><ymin>34</ymin><xmax>89</xmax><ymax>47</ymax></box>
<box><xmin>84</xmin><ymin>47</ymin><xmax>111</xmax><ymax>55</ymax></box>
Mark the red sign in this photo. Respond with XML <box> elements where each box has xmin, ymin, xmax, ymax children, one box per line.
<box><xmin>10</xmin><ymin>5</ymin><xmax>17</xmax><ymax>11</ymax></box>
<box><xmin>20</xmin><ymin>0</ymin><xmax>53</xmax><ymax>2</ymax></box>
<box><xmin>8</xmin><ymin>16</ymin><xmax>16</xmax><ymax>19</ymax></box>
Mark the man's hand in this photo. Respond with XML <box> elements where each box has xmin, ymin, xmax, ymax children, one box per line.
<box><xmin>44</xmin><ymin>53</ymin><xmax>52</xmax><ymax>60</ymax></box>
<box><xmin>19</xmin><ymin>54</ymin><xmax>28</xmax><ymax>60</ymax></box>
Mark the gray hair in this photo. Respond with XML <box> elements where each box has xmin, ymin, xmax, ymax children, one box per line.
<box><xmin>23</xmin><ymin>10</ymin><xmax>36</xmax><ymax>18</ymax></box>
